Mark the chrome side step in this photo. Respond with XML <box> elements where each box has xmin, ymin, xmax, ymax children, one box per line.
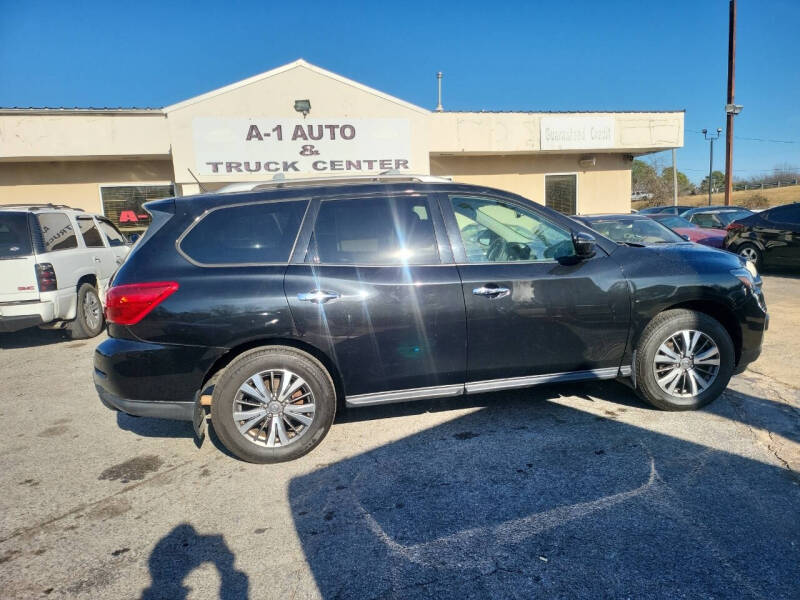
<box><xmin>465</xmin><ymin>367</ymin><xmax>623</xmax><ymax>394</ymax></box>
<box><xmin>345</xmin><ymin>384</ymin><xmax>463</xmax><ymax>407</ymax></box>
<box><xmin>345</xmin><ymin>366</ymin><xmax>632</xmax><ymax>408</ymax></box>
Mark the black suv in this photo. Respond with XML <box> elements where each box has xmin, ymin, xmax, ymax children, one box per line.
<box><xmin>724</xmin><ymin>202</ymin><xmax>800</xmax><ymax>270</ymax></box>
<box><xmin>94</xmin><ymin>176</ymin><xmax>768</xmax><ymax>463</ymax></box>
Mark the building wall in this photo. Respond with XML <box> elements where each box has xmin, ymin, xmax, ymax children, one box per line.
<box><xmin>429</xmin><ymin>112</ymin><xmax>684</xmax><ymax>154</ymax></box>
<box><xmin>0</xmin><ymin>160</ymin><xmax>175</xmax><ymax>213</ymax></box>
<box><xmin>429</xmin><ymin>153</ymin><xmax>632</xmax><ymax>214</ymax></box>
<box><xmin>165</xmin><ymin>64</ymin><xmax>432</xmax><ymax>189</ymax></box>
<box><xmin>0</xmin><ymin>113</ymin><xmax>169</xmax><ymax>160</ymax></box>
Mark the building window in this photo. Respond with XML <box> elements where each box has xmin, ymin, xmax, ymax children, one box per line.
<box><xmin>545</xmin><ymin>174</ymin><xmax>577</xmax><ymax>215</ymax></box>
<box><xmin>100</xmin><ymin>185</ymin><xmax>175</xmax><ymax>234</ymax></box>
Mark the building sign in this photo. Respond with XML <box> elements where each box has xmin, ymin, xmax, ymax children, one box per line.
<box><xmin>540</xmin><ymin>116</ymin><xmax>615</xmax><ymax>151</ymax></box>
<box><xmin>192</xmin><ymin>117</ymin><xmax>411</xmax><ymax>176</ymax></box>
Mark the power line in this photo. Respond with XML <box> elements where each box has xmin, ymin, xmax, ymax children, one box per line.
<box><xmin>687</xmin><ymin>128</ymin><xmax>798</xmax><ymax>144</ymax></box>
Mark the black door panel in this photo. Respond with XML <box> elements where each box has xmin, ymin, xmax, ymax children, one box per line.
<box><xmin>285</xmin><ymin>265</ymin><xmax>466</xmax><ymax>396</ymax></box>
<box><xmin>458</xmin><ymin>260</ymin><xmax>630</xmax><ymax>381</ymax></box>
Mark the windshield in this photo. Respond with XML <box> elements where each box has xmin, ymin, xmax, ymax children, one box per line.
<box><xmin>585</xmin><ymin>217</ymin><xmax>685</xmax><ymax>245</ymax></box>
<box><xmin>717</xmin><ymin>210</ymin><xmax>751</xmax><ymax>225</ymax></box>
<box><xmin>655</xmin><ymin>216</ymin><xmax>696</xmax><ymax>229</ymax></box>
<box><xmin>0</xmin><ymin>213</ymin><xmax>33</xmax><ymax>259</ymax></box>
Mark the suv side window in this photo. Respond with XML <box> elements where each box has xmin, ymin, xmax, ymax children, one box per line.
<box><xmin>97</xmin><ymin>218</ymin><xmax>126</xmax><ymax>247</ymax></box>
<box><xmin>766</xmin><ymin>205</ymin><xmax>800</xmax><ymax>225</ymax></box>
<box><xmin>35</xmin><ymin>213</ymin><xmax>78</xmax><ymax>252</ymax></box>
<box><xmin>77</xmin><ymin>216</ymin><xmax>106</xmax><ymax>248</ymax></box>
<box><xmin>305</xmin><ymin>196</ymin><xmax>439</xmax><ymax>265</ymax></box>
<box><xmin>180</xmin><ymin>199</ymin><xmax>308</xmax><ymax>265</ymax></box>
<box><xmin>449</xmin><ymin>195</ymin><xmax>574</xmax><ymax>262</ymax></box>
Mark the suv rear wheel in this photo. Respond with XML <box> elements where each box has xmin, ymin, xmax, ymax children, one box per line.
<box><xmin>69</xmin><ymin>283</ymin><xmax>104</xmax><ymax>339</ymax></box>
<box><xmin>210</xmin><ymin>346</ymin><xmax>336</xmax><ymax>463</ymax></box>
<box><xmin>634</xmin><ymin>309</ymin><xmax>735</xmax><ymax>411</ymax></box>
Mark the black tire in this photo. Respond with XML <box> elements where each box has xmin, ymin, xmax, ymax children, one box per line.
<box><xmin>634</xmin><ymin>309</ymin><xmax>735</xmax><ymax>411</ymax></box>
<box><xmin>69</xmin><ymin>283</ymin><xmax>104</xmax><ymax>339</ymax></box>
<box><xmin>736</xmin><ymin>243</ymin><xmax>762</xmax><ymax>270</ymax></box>
<box><xmin>210</xmin><ymin>346</ymin><xmax>336</xmax><ymax>463</ymax></box>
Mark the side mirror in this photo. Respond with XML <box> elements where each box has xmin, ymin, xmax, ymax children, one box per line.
<box><xmin>681</xmin><ymin>234</ymin><xmax>691</xmax><ymax>241</ymax></box>
<box><xmin>573</xmin><ymin>231</ymin><xmax>596</xmax><ymax>259</ymax></box>
<box><xmin>127</xmin><ymin>233</ymin><xmax>141</xmax><ymax>245</ymax></box>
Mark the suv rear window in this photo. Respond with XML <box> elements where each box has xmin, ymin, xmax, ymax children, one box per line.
<box><xmin>0</xmin><ymin>213</ymin><xmax>33</xmax><ymax>258</ymax></box>
<box><xmin>35</xmin><ymin>213</ymin><xmax>78</xmax><ymax>252</ymax></box>
<box><xmin>305</xmin><ymin>196</ymin><xmax>439</xmax><ymax>265</ymax></box>
<box><xmin>179</xmin><ymin>199</ymin><xmax>308</xmax><ymax>265</ymax></box>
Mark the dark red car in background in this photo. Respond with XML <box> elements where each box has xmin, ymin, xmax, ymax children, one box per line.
<box><xmin>650</xmin><ymin>215</ymin><xmax>726</xmax><ymax>248</ymax></box>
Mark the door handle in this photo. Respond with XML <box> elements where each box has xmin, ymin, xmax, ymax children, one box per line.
<box><xmin>472</xmin><ymin>285</ymin><xmax>510</xmax><ymax>299</ymax></box>
<box><xmin>297</xmin><ymin>290</ymin><xmax>340</xmax><ymax>304</ymax></box>
<box><xmin>93</xmin><ymin>257</ymin><xmax>101</xmax><ymax>263</ymax></box>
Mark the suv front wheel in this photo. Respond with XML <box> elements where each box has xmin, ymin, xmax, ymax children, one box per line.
<box><xmin>634</xmin><ymin>309</ymin><xmax>735</xmax><ymax>411</ymax></box>
<box><xmin>210</xmin><ymin>346</ymin><xmax>336</xmax><ymax>463</ymax></box>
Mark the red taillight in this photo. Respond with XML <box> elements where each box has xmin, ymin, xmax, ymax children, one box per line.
<box><xmin>35</xmin><ymin>263</ymin><xmax>57</xmax><ymax>292</ymax></box>
<box><xmin>727</xmin><ymin>222</ymin><xmax>745</xmax><ymax>232</ymax></box>
<box><xmin>105</xmin><ymin>281</ymin><xmax>179</xmax><ymax>325</ymax></box>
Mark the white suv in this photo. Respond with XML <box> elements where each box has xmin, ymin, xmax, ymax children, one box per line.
<box><xmin>0</xmin><ymin>205</ymin><xmax>130</xmax><ymax>338</ymax></box>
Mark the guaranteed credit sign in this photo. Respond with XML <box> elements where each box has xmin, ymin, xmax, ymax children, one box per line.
<box><xmin>540</xmin><ymin>116</ymin><xmax>615</xmax><ymax>151</ymax></box>
<box><xmin>192</xmin><ymin>117</ymin><xmax>412</xmax><ymax>176</ymax></box>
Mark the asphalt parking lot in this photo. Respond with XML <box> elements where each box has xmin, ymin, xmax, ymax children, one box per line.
<box><xmin>1</xmin><ymin>275</ymin><xmax>798</xmax><ymax>599</ymax></box>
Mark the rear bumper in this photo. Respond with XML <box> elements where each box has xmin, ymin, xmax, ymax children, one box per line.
<box><xmin>95</xmin><ymin>380</ymin><xmax>194</xmax><ymax>421</ymax></box>
<box><xmin>0</xmin><ymin>300</ymin><xmax>54</xmax><ymax>332</ymax></box>
<box><xmin>0</xmin><ymin>314</ymin><xmax>44</xmax><ymax>332</ymax></box>
<box><xmin>93</xmin><ymin>337</ymin><xmax>225</xmax><ymax>420</ymax></box>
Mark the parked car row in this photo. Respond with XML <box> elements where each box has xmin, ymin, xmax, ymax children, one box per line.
<box><xmin>580</xmin><ymin>203</ymin><xmax>800</xmax><ymax>269</ymax></box>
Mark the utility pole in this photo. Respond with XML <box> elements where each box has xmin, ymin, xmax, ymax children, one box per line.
<box><xmin>723</xmin><ymin>0</ymin><xmax>740</xmax><ymax>207</ymax></box>
<box><xmin>703</xmin><ymin>128</ymin><xmax>722</xmax><ymax>206</ymax></box>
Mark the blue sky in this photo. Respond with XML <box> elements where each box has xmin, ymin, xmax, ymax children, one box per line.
<box><xmin>1</xmin><ymin>0</ymin><xmax>798</xmax><ymax>184</ymax></box>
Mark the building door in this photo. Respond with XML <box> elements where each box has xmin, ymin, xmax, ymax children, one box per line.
<box><xmin>545</xmin><ymin>174</ymin><xmax>578</xmax><ymax>215</ymax></box>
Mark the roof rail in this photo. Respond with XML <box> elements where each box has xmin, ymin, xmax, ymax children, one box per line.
<box><xmin>0</xmin><ymin>203</ymin><xmax>85</xmax><ymax>211</ymax></box>
<box><xmin>215</xmin><ymin>172</ymin><xmax>453</xmax><ymax>194</ymax></box>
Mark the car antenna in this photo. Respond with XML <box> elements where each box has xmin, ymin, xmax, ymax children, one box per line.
<box><xmin>187</xmin><ymin>168</ymin><xmax>209</xmax><ymax>193</ymax></box>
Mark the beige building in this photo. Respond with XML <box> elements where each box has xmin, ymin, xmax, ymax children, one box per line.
<box><xmin>0</xmin><ymin>59</ymin><xmax>683</xmax><ymax>234</ymax></box>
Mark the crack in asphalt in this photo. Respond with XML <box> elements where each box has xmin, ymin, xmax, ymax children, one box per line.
<box><xmin>725</xmin><ymin>387</ymin><xmax>800</xmax><ymax>482</ymax></box>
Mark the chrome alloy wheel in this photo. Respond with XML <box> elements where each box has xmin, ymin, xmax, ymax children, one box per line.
<box><xmin>232</xmin><ymin>369</ymin><xmax>316</xmax><ymax>448</ymax></box>
<box><xmin>653</xmin><ymin>329</ymin><xmax>721</xmax><ymax>398</ymax></box>
<box><xmin>83</xmin><ymin>290</ymin><xmax>102</xmax><ymax>330</ymax></box>
<box><xmin>738</xmin><ymin>246</ymin><xmax>759</xmax><ymax>262</ymax></box>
